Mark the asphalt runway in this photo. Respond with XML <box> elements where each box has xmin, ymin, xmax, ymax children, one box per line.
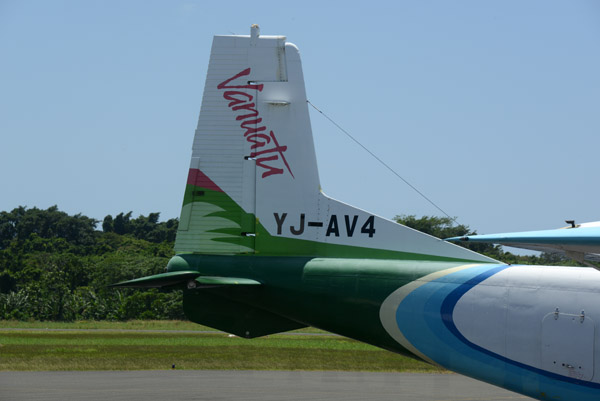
<box><xmin>0</xmin><ymin>370</ymin><xmax>532</xmax><ymax>401</ymax></box>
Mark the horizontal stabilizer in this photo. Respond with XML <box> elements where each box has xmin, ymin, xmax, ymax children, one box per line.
<box><xmin>110</xmin><ymin>271</ymin><xmax>201</xmax><ymax>288</ymax></box>
<box><xmin>111</xmin><ymin>271</ymin><xmax>262</xmax><ymax>289</ymax></box>
<box><xmin>193</xmin><ymin>276</ymin><xmax>261</xmax><ymax>286</ymax></box>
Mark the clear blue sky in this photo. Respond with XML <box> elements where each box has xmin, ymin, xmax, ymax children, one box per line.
<box><xmin>1</xmin><ymin>0</ymin><xmax>599</xmax><ymax>237</ymax></box>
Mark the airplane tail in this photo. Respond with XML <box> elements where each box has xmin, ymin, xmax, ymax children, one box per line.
<box><xmin>174</xmin><ymin>25</ymin><xmax>493</xmax><ymax>264</ymax></box>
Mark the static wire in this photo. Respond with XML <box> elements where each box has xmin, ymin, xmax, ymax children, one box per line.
<box><xmin>307</xmin><ymin>99</ymin><xmax>457</xmax><ymax>224</ymax></box>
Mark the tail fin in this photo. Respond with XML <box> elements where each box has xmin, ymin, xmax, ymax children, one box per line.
<box><xmin>175</xmin><ymin>26</ymin><xmax>494</xmax><ymax>264</ymax></box>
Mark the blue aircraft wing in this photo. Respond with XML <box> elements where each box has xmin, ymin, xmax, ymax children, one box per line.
<box><xmin>446</xmin><ymin>225</ymin><xmax>600</xmax><ymax>263</ymax></box>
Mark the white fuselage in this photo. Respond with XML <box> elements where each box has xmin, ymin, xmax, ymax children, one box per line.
<box><xmin>381</xmin><ymin>264</ymin><xmax>600</xmax><ymax>401</ymax></box>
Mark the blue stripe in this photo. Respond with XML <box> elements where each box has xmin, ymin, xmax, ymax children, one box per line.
<box><xmin>440</xmin><ymin>265</ymin><xmax>600</xmax><ymax>389</ymax></box>
<box><xmin>395</xmin><ymin>264</ymin><xmax>600</xmax><ymax>400</ymax></box>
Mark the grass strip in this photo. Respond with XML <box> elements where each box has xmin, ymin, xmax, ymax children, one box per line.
<box><xmin>0</xmin><ymin>320</ymin><xmax>326</xmax><ymax>333</ymax></box>
<box><xmin>0</xmin><ymin>330</ymin><xmax>444</xmax><ymax>373</ymax></box>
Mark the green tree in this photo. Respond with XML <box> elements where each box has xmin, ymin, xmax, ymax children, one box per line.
<box><xmin>0</xmin><ymin>206</ymin><xmax>180</xmax><ymax>321</ymax></box>
<box><xmin>102</xmin><ymin>212</ymin><xmax>178</xmax><ymax>243</ymax></box>
<box><xmin>102</xmin><ymin>215</ymin><xmax>114</xmax><ymax>232</ymax></box>
<box><xmin>0</xmin><ymin>206</ymin><xmax>98</xmax><ymax>251</ymax></box>
<box><xmin>113</xmin><ymin>212</ymin><xmax>132</xmax><ymax>235</ymax></box>
<box><xmin>394</xmin><ymin>215</ymin><xmax>501</xmax><ymax>260</ymax></box>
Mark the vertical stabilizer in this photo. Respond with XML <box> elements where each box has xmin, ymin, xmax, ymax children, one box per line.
<box><xmin>175</xmin><ymin>26</ymin><xmax>495</xmax><ymax>264</ymax></box>
<box><xmin>176</xmin><ymin>26</ymin><xmax>318</xmax><ymax>254</ymax></box>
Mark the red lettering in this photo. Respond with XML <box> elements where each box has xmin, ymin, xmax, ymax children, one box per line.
<box><xmin>268</xmin><ymin>131</ymin><xmax>294</xmax><ymax>178</ymax></box>
<box><xmin>241</xmin><ymin>119</ymin><xmax>267</xmax><ymax>137</ymax></box>
<box><xmin>246</xmin><ymin>133</ymin><xmax>271</xmax><ymax>150</ymax></box>
<box><xmin>223</xmin><ymin>91</ymin><xmax>253</xmax><ymax>108</ymax></box>
<box><xmin>251</xmin><ymin>145</ymin><xmax>287</xmax><ymax>158</ymax></box>
<box><xmin>217</xmin><ymin>68</ymin><xmax>264</xmax><ymax>91</ymax></box>
<box><xmin>232</xmin><ymin>102</ymin><xmax>259</xmax><ymax>121</ymax></box>
<box><xmin>255</xmin><ymin>155</ymin><xmax>284</xmax><ymax>178</ymax></box>
<box><xmin>250</xmin><ymin>131</ymin><xmax>294</xmax><ymax>178</ymax></box>
<box><xmin>217</xmin><ymin>68</ymin><xmax>293</xmax><ymax>179</ymax></box>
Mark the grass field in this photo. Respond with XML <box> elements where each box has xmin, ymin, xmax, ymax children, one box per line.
<box><xmin>0</xmin><ymin>321</ymin><xmax>444</xmax><ymax>373</ymax></box>
<box><xmin>0</xmin><ymin>320</ymin><xmax>323</xmax><ymax>332</ymax></box>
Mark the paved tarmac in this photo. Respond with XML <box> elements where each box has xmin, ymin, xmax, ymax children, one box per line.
<box><xmin>0</xmin><ymin>370</ymin><xmax>532</xmax><ymax>401</ymax></box>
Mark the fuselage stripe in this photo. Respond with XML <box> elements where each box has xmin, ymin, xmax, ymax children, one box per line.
<box><xmin>440</xmin><ymin>265</ymin><xmax>600</xmax><ymax>389</ymax></box>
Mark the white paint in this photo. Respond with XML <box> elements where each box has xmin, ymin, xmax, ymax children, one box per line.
<box><xmin>177</xmin><ymin>26</ymin><xmax>496</xmax><ymax>262</ymax></box>
<box><xmin>541</xmin><ymin>311</ymin><xmax>594</xmax><ymax>381</ymax></box>
<box><xmin>453</xmin><ymin>265</ymin><xmax>600</xmax><ymax>382</ymax></box>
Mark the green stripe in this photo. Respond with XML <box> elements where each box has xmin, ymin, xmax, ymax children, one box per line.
<box><xmin>177</xmin><ymin>183</ymin><xmax>489</xmax><ymax>263</ymax></box>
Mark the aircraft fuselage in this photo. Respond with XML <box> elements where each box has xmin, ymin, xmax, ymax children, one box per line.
<box><xmin>170</xmin><ymin>255</ymin><xmax>600</xmax><ymax>401</ymax></box>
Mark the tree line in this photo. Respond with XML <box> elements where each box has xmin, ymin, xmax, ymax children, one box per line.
<box><xmin>0</xmin><ymin>206</ymin><xmax>574</xmax><ymax>322</ymax></box>
<box><xmin>0</xmin><ymin>206</ymin><xmax>182</xmax><ymax>321</ymax></box>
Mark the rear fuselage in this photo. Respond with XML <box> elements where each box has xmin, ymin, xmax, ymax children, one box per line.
<box><xmin>169</xmin><ymin>254</ymin><xmax>600</xmax><ymax>401</ymax></box>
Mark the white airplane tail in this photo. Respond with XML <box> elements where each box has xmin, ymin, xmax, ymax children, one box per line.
<box><xmin>175</xmin><ymin>26</ymin><xmax>494</xmax><ymax>264</ymax></box>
